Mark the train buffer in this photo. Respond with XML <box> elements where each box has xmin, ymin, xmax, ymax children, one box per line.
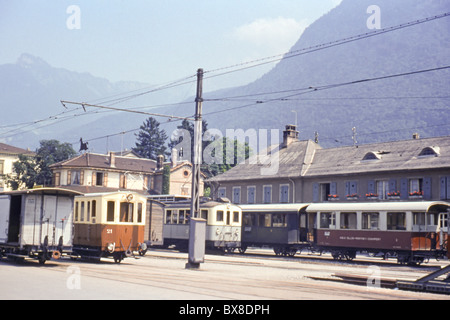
<box><xmin>396</xmin><ymin>264</ymin><xmax>450</xmax><ymax>295</ymax></box>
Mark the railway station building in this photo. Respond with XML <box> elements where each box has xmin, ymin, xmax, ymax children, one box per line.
<box><xmin>49</xmin><ymin>150</ymin><xmax>204</xmax><ymax>196</ymax></box>
<box><xmin>207</xmin><ymin>125</ymin><xmax>450</xmax><ymax>205</ymax></box>
<box><xmin>0</xmin><ymin>142</ymin><xmax>35</xmax><ymax>192</ymax></box>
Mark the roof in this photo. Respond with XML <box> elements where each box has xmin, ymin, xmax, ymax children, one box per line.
<box><xmin>52</xmin><ymin>185</ymin><xmax>151</xmax><ymax>195</ymax></box>
<box><xmin>305</xmin><ymin>135</ymin><xmax>450</xmax><ymax>177</ymax></box>
<box><xmin>0</xmin><ymin>143</ymin><xmax>35</xmax><ymax>156</ymax></box>
<box><xmin>0</xmin><ymin>187</ymin><xmax>83</xmax><ymax>196</ymax></box>
<box><xmin>207</xmin><ymin>140</ymin><xmax>320</xmax><ymax>182</ymax></box>
<box><xmin>50</xmin><ymin>152</ymin><xmax>157</xmax><ymax>173</ymax></box>
<box><xmin>207</xmin><ymin>135</ymin><xmax>450</xmax><ymax>182</ymax></box>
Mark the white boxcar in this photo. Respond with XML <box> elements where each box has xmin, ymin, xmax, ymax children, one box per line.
<box><xmin>0</xmin><ymin>188</ymin><xmax>81</xmax><ymax>264</ymax></box>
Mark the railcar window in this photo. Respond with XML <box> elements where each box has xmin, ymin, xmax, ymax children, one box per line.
<box><xmin>80</xmin><ymin>202</ymin><xmax>85</xmax><ymax>222</ymax></box>
<box><xmin>92</xmin><ymin>200</ymin><xmax>96</xmax><ymax>218</ymax></box>
<box><xmin>243</xmin><ymin>213</ymin><xmax>256</xmax><ymax>226</ymax></box>
<box><xmin>137</xmin><ymin>203</ymin><xmax>143</xmax><ymax>223</ymax></box>
<box><xmin>120</xmin><ymin>202</ymin><xmax>134</xmax><ymax>222</ymax></box>
<box><xmin>172</xmin><ymin>210</ymin><xmax>179</xmax><ymax>224</ymax></box>
<box><xmin>427</xmin><ymin>212</ymin><xmax>439</xmax><ymax>226</ymax></box>
<box><xmin>179</xmin><ymin>210</ymin><xmax>186</xmax><ymax>224</ymax></box>
<box><xmin>340</xmin><ymin>212</ymin><xmax>357</xmax><ymax>229</ymax></box>
<box><xmin>233</xmin><ymin>211</ymin><xmax>240</xmax><ymax>223</ymax></box>
<box><xmin>166</xmin><ymin>210</ymin><xmax>172</xmax><ymax>224</ymax></box>
<box><xmin>217</xmin><ymin>210</ymin><xmax>224</xmax><ymax>222</ymax></box>
<box><xmin>75</xmin><ymin>202</ymin><xmax>79</xmax><ymax>221</ymax></box>
<box><xmin>362</xmin><ymin>212</ymin><xmax>379</xmax><ymax>230</ymax></box>
<box><xmin>272</xmin><ymin>213</ymin><xmax>287</xmax><ymax>227</ymax></box>
<box><xmin>87</xmin><ymin>201</ymin><xmax>91</xmax><ymax>222</ymax></box>
<box><xmin>107</xmin><ymin>201</ymin><xmax>115</xmax><ymax>222</ymax></box>
<box><xmin>387</xmin><ymin>212</ymin><xmax>406</xmax><ymax>230</ymax></box>
<box><xmin>413</xmin><ymin>212</ymin><xmax>426</xmax><ymax>226</ymax></box>
<box><xmin>201</xmin><ymin>209</ymin><xmax>208</xmax><ymax>220</ymax></box>
<box><xmin>320</xmin><ymin>212</ymin><xmax>335</xmax><ymax>229</ymax></box>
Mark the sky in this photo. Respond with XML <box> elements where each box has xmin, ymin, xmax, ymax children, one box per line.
<box><xmin>0</xmin><ymin>0</ymin><xmax>343</xmax><ymax>92</ymax></box>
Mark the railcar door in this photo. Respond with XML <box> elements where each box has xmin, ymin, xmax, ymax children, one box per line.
<box><xmin>0</xmin><ymin>195</ymin><xmax>11</xmax><ymax>243</ymax></box>
<box><xmin>7</xmin><ymin>195</ymin><xmax>22</xmax><ymax>243</ymax></box>
<box><xmin>307</xmin><ymin>212</ymin><xmax>317</xmax><ymax>243</ymax></box>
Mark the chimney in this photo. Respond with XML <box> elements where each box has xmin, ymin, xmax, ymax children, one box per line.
<box><xmin>157</xmin><ymin>154</ymin><xmax>164</xmax><ymax>170</ymax></box>
<box><xmin>109</xmin><ymin>152</ymin><xmax>116</xmax><ymax>168</ymax></box>
<box><xmin>282</xmin><ymin>124</ymin><xmax>299</xmax><ymax>148</ymax></box>
<box><xmin>171</xmin><ymin>148</ymin><xmax>178</xmax><ymax>167</ymax></box>
<box><xmin>412</xmin><ymin>133</ymin><xmax>420</xmax><ymax>140</ymax></box>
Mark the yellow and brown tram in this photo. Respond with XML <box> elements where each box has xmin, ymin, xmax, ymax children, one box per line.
<box><xmin>72</xmin><ymin>192</ymin><xmax>147</xmax><ymax>263</ymax></box>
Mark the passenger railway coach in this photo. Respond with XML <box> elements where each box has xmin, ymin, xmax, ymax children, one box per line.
<box><xmin>72</xmin><ymin>192</ymin><xmax>147</xmax><ymax>263</ymax></box>
<box><xmin>145</xmin><ymin>199</ymin><xmax>242</xmax><ymax>252</ymax></box>
<box><xmin>0</xmin><ymin>188</ymin><xmax>81</xmax><ymax>264</ymax></box>
<box><xmin>240</xmin><ymin>201</ymin><xmax>449</xmax><ymax>264</ymax></box>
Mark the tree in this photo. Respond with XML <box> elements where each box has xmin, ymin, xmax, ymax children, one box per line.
<box><xmin>7</xmin><ymin>140</ymin><xmax>76</xmax><ymax>190</ymax></box>
<box><xmin>168</xmin><ymin>118</ymin><xmax>209</xmax><ymax>163</ymax></box>
<box><xmin>133</xmin><ymin>117</ymin><xmax>169</xmax><ymax>160</ymax></box>
<box><xmin>7</xmin><ymin>154</ymin><xmax>37</xmax><ymax>190</ymax></box>
<box><xmin>35</xmin><ymin>140</ymin><xmax>77</xmax><ymax>186</ymax></box>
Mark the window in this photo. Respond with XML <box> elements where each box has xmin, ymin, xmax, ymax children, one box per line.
<box><xmin>95</xmin><ymin>172</ymin><xmax>104</xmax><ymax>186</ymax></box>
<box><xmin>409</xmin><ymin>178</ymin><xmax>423</xmax><ymax>196</ymax></box>
<box><xmin>440</xmin><ymin>177</ymin><xmax>450</xmax><ymax>200</ymax></box>
<box><xmin>0</xmin><ymin>160</ymin><xmax>4</xmax><ymax>175</ymax></box>
<box><xmin>216</xmin><ymin>210</ymin><xmax>224</xmax><ymax>222</ymax></box>
<box><xmin>320</xmin><ymin>183</ymin><xmax>331</xmax><ymax>201</ymax></box>
<box><xmin>233</xmin><ymin>211</ymin><xmax>240</xmax><ymax>223</ymax></box>
<box><xmin>178</xmin><ymin>210</ymin><xmax>185</xmax><ymax>224</ymax></box>
<box><xmin>243</xmin><ymin>213</ymin><xmax>256</xmax><ymax>226</ymax></box>
<box><xmin>413</xmin><ymin>212</ymin><xmax>426</xmax><ymax>228</ymax></box>
<box><xmin>120</xmin><ymin>202</ymin><xmax>134</xmax><ymax>222</ymax></box>
<box><xmin>52</xmin><ymin>172</ymin><xmax>61</xmax><ymax>186</ymax></box>
<box><xmin>387</xmin><ymin>212</ymin><xmax>406</xmax><ymax>230</ymax></box>
<box><xmin>376</xmin><ymin>181</ymin><xmax>389</xmax><ymax>200</ymax></box>
<box><xmin>80</xmin><ymin>202</ymin><xmax>85</xmax><ymax>222</ymax></box>
<box><xmin>362</xmin><ymin>152</ymin><xmax>380</xmax><ymax>160</ymax></box>
<box><xmin>419</xmin><ymin>147</ymin><xmax>439</xmax><ymax>157</ymax></box>
<box><xmin>218</xmin><ymin>187</ymin><xmax>226</xmax><ymax>198</ymax></box>
<box><xmin>201</xmin><ymin>209</ymin><xmax>208</xmax><ymax>220</ymax></box>
<box><xmin>280</xmin><ymin>185</ymin><xmax>289</xmax><ymax>203</ymax></box>
<box><xmin>120</xmin><ymin>173</ymin><xmax>127</xmax><ymax>189</ymax></box>
<box><xmin>86</xmin><ymin>201</ymin><xmax>90</xmax><ymax>222</ymax></box>
<box><xmin>107</xmin><ymin>201</ymin><xmax>115</xmax><ymax>222</ymax></box>
<box><xmin>340</xmin><ymin>212</ymin><xmax>357</xmax><ymax>229</ymax></box>
<box><xmin>137</xmin><ymin>203</ymin><xmax>143</xmax><ymax>223</ymax></box>
<box><xmin>69</xmin><ymin>170</ymin><xmax>83</xmax><ymax>185</ymax></box>
<box><xmin>263</xmin><ymin>185</ymin><xmax>272</xmax><ymax>204</ymax></box>
<box><xmin>247</xmin><ymin>186</ymin><xmax>255</xmax><ymax>204</ymax></box>
<box><xmin>272</xmin><ymin>213</ymin><xmax>287</xmax><ymax>227</ymax></box>
<box><xmin>166</xmin><ymin>210</ymin><xmax>172</xmax><ymax>224</ymax></box>
<box><xmin>320</xmin><ymin>212</ymin><xmax>335</xmax><ymax>228</ymax></box>
<box><xmin>74</xmin><ymin>202</ymin><xmax>79</xmax><ymax>221</ymax></box>
<box><xmin>232</xmin><ymin>187</ymin><xmax>241</xmax><ymax>204</ymax></box>
<box><xmin>91</xmin><ymin>200</ymin><xmax>96</xmax><ymax>218</ymax></box>
<box><xmin>362</xmin><ymin>212</ymin><xmax>379</xmax><ymax>230</ymax></box>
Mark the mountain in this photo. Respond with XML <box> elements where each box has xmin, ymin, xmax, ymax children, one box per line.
<box><xmin>193</xmin><ymin>0</ymin><xmax>450</xmax><ymax>147</ymax></box>
<box><xmin>1</xmin><ymin>0</ymin><xmax>449</xmax><ymax>154</ymax></box>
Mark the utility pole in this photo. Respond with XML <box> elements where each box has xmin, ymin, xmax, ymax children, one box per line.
<box><xmin>186</xmin><ymin>68</ymin><xmax>206</xmax><ymax>269</ymax></box>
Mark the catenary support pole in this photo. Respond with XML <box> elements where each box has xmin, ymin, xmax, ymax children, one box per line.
<box><xmin>186</xmin><ymin>68</ymin><xmax>205</xmax><ymax>269</ymax></box>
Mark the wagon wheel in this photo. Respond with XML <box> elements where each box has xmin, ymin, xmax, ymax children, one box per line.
<box><xmin>238</xmin><ymin>246</ymin><xmax>247</xmax><ymax>254</ymax></box>
<box><xmin>113</xmin><ymin>253</ymin><xmax>123</xmax><ymax>263</ymax></box>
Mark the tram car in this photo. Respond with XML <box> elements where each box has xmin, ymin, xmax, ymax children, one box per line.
<box><xmin>145</xmin><ymin>198</ymin><xmax>242</xmax><ymax>252</ymax></box>
<box><xmin>240</xmin><ymin>201</ymin><xmax>449</xmax><ymax>264</ymax></box>
<box><xmin>72</xmin><ymin>192</ymin><xmax>147</xmax><ymax>263</ymax></box>
<box><xmin>0</xmin><ymin>188</ymin><xmax>80</xmax><ymax>264</ymax></box>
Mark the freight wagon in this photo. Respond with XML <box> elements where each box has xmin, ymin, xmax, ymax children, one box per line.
<box><xmin>0</xmin><ymin>188</ymin><xmax>80</xmax><ymax>264</ymax></box>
